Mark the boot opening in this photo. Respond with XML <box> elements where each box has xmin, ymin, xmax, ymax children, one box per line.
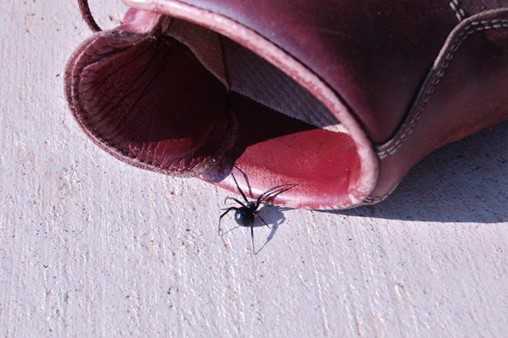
<box><xmin>67</xmin><ymin>16</ymin><xmax>364</xmax><ymax>208</ymax></box>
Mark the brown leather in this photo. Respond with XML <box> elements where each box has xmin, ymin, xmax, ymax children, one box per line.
<box><xmin>373</xmin><ymin>8</ymin><xmax>508</xmax><ymax>202</ymax></box>
<box><xmin>66</xmin><ymin>0</ymin><xmax>508</xmax><ymax>209</ymax></box>
<box><xmin>157</xmin><ymin>0</ymin><xmax>459</xmax><ymax>144</ymax></box>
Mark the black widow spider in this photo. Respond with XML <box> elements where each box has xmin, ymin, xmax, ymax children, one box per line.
<box><xmin>219</xmin><ymin>173</ymin><xmax>296</xmax><ymax>252</ymax></box>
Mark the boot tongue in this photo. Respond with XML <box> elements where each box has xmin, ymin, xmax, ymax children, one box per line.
<box><xmin>165</xmin><ymin>19</ymin><xmax>341</xmax><ymax>132</ymax></box>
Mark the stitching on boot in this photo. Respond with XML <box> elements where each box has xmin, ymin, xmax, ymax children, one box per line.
<box><xmin>449</xmin><ymin>0</ymin><xmax>467</xmax><ymax>21</ymax></box>
<box><xmin>376</xmin><ymin>19</ymin><xmax>508</xmax><ymax>160</ymax></box>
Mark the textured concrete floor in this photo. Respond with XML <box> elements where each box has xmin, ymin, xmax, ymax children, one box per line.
<box><xmin>1</xmin><ymin>1</ymin><xmax>507</xmax><ymax>337</ymax></box>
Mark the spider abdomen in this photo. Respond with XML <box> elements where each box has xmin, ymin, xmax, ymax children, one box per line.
<box><xmin>235</xmin><ymin>207</ymin><xmax>255</xmax><ymax>227</ymax></box>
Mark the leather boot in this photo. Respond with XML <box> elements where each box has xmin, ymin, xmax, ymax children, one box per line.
<box><xmin>66</xmin><ymin>0</ymin><xmax>508</xmax><ymax>209</ymax></box>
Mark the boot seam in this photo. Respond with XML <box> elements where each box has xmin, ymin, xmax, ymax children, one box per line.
<box><xmin>449</xmin><ymin>0</ymin><xmax>468</xmax><ymax>22</ymax></box>
<box><xmin>377</xmin><ymin>18</ymin><xmax>508</xmax><ymax>159</ymax></box>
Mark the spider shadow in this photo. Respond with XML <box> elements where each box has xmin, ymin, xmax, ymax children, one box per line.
<box><xmin>253</xmin><ymin>205</ymin><xmax>290</xmax><ymax>254</ymax></box>
<box><xmin>328</xmin><ymin>122</ymin><xmax>508</xmax><ymax>223</ymax></box>
<box><xmin>221</xmin><ymin>204</ymin><xmax>289</xmax><ymax>254</ymax></box>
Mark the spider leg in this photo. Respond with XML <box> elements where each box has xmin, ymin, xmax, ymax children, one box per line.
<box><xmin>218</xmin><ymin>207</ymin><xmax>237</xmax><ymax>235</ymax></box>
<box><xmin>234</xmin><ymin>166</ymin><xmax>254</xmax><ymax>198</ymax></box>
<box><xmin>220</xmin><ymin>226</ymin><xmax>241</xmax><ymax>238</ymax></box>
<box><xmin>255</xmin><ymin>184</ymin><xmax>291</xmax><ymax>207</ymax></box>
<box><xmin>256</xmin><ymin>214</ymin><xmax>271</xmax><ymax>230</ymax></box>
<box><xmin>224</xmin><ymin>197</ymin><xmax>247</xmax><ymax>208</ymax></box>
<box><xmin>263</xmin><ymin>185</ymin><xmax>296</xmax><ymax>204</ymax></box>
<box><xmin>231</xmin><ymin>173</ymin><xmax>250</xmax><ymax>204</ymax></box>
<box><xmin>256</xmin><ymin>184</ymin><xmax>297</xmax><ymax>208</ymax></box>
<box><xmin>256</xmin><ymin>184</ymin><xmax>296</xmax><ymax>203</ymax></box>
<box><xmin>250</xmin><ymin>225</ymin><xmax>256</xmax><ymax>254</ymax></box>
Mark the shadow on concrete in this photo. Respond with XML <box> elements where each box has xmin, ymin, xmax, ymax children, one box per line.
<box><xmin>253</xmin><ymin>205</ymin><xmax>290</xmax><ymax>254</ymax></box>
<box><xmin>218</xmin><ymin>204</ymin><xmax>289</xmax><ymax>254</ymax></box>
<box><xmin>330</xmin><ymin>122</ymin><xmax>508</xmax><ymax>223</ymax></box>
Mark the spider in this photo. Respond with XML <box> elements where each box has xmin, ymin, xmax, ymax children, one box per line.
<box><xmin>219</xmin><ymin>173</ymin><xmax>296</xmax><ymax>252</ymax></box>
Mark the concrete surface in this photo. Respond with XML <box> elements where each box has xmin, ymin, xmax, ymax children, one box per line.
<box><xmin>1</xmin><ymin>1</ymin><xmax>507</xmax><ymax>337</ymax></box>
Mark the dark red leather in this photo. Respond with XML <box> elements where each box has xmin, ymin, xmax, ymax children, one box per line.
<box><xmin>66</xmin><ymin>0</ymin><xmax>508</xmax><ymax>209</ymax></box>
<box><xmin>373</xmin><ymin>8</ymin><xmax>508</xmax><ymax>201</ymax></box>
<box><xmin>165</xmin><ymin>0</ymin><xmax>459</xmax><ymax>143</ymax></box>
